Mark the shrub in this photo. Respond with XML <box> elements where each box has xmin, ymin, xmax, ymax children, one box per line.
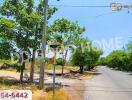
<box><xmin>106</xmin><ymin>50</ymin><xmax>131</xmax><ymax>71</ymax></box>
<box><xmin>56</xmin><ymin>58</ymin><xmax>65</xmax><ymax>66</ymax></box>
<box><xmin>98</xmin><ymin>57</ymin><xmax>107</xmax><ymax>66</ymax></box>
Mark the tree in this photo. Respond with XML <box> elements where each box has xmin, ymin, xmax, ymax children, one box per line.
<box><xmin>0</xmin><ymin>40</ymin><xmax>12</xmax><ymax>59</ymax></box>
<box><xmin>0</xmin><ymin>17</ymin><xmax>16</xmax><ymax>59</ymax></box>
<box><xmin>71</xmin><ymin>38</ymin><xmax>103</xmax><ymax>73</ymax></box>
<box><xmin>98</xmin><ymin>57</ymin><xmax>107</xmax><ymax>66</ymax></box>
<box><xmin>71</xmin><ymin>46</ymin><xmax>86</xmax><ymax>73</ymax></box>
<box><xmin>126</xmin><ymin>39</ymin><xmax>132</xmax><ymax>53</ymax></box>
<box><xmin>127</xmin><ymin>39</ymin><xmax>132</xmax><ymax>70</ymax></box>
<box><xmin>104</xmin><ymin>39</ymin><xmax>132</xmax><ymax>72</ymax></box>
<box><xmin>106</xmin><ymin>50</ymin><xmax>130</xmax><ymax>71</ymax></box>
<box><xmin>0</xmin><ymin>0</ymin><xmax>57</xmax><ymax>83</ymax></box>
<box><xmin>50</xmin><ymin>18</ymin><xmax>85</xmax><ymax>75</ymax></box>
<box><xmin>56</xmin><ymin>58</ymin><xmax>65</xmax><ymax>66</ymax></box>
<box><xmin>0</xmin><ymin>17</ymin><xmax>16</xmax><ymax>40</ymax></box>
<box><xmin>84</xmin><ymin>43</ymin><xmax>103</xmax><ymax>71</ymax></box>
<box><xmin>51</xmin><ymin>18</ymin><xmax>85</xmax><ymax>59</ymax></box>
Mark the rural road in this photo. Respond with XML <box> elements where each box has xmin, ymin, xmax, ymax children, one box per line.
<box><xmin>84</xmin><ymin>66</ymin><xmax>132</xmax><ymax>100</ymax></box>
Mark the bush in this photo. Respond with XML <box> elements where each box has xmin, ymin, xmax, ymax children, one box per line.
<box><xmin>98</xmin><ymin>57</ymin><xmax>107</xmax><ymax>66</ymax></box>
<box><xmin>106</xmin><ymin>50</ymin><xmax>132</xmax><ymax>71</ymax></box>
<box><xmin>56</xmin><ymin>58</ymin><xmax>65</xmax><ymax>66</ymax></box>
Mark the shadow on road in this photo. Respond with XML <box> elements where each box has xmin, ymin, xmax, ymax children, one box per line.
<box><xmin>128</xmin><ymin>73</ymin><xmax>132</xmax><ymax>75</ymax></box>
<box><xmin>0</xmin><ymin>76</ymin><xmax>19</xmax><ymax>86</ymax></box>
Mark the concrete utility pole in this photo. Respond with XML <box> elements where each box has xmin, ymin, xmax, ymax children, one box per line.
<box><xmin>40</xmin><ymin>0</ymin><xmax>48</xmax><ymax>89</ymax></box>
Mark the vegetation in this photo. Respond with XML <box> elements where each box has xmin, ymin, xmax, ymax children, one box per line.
<box><xmin>0</xmin><ymin>0</ymin><xmax>57</xmax><ymax>83</ymax></box>
<box><xmin>50</xmin><ymin>18</ymin><xmax>85</xmax><ymax>75</ymax></box>
<box><xmin>56</xmin><ymin>58</ymin><xmax>65</xmax><ymax>66</ymax></box>
<box><xmin>106</xmin><ymin>50</ymin><xmax>130</xmax><ymax>71</ymax></box>
<box><xmin>71</xmin><ymin>39</ymin><xmax>103</xmax><ymax>73</ymax></box>
<box><xmin>0</xmin><ymin>77</ymin><xmax>71</xmax><ymax>100</ymax></box>
<box><xmin>0</xmin><ymin>0</ymin><xmax>86</xmax><ymax>83</ymax></box>
<box><xmin>0</xmin><ymin>0</ymin><xmax>131</xmax><ymax>100</ymax></box>
<box><xmin>99</xmin><ymin>39</ymin><xmax>132</xmax><ymax>72</ymax></box>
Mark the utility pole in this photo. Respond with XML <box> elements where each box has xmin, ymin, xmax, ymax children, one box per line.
<box><xmin>39</xmin><ymin>0</ymin><xmax>48</xmax><ymax>90</ymax></box>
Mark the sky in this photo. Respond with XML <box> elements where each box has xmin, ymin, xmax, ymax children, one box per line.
<box><xmin>0</xmin><ymin>0</ymin><xmax>132</xmax><ymax>57</ymax></box>
<box><xmin>48</xmin><ymin>0</ymin><xmax>132</xmax><ymax>56</ymax></box>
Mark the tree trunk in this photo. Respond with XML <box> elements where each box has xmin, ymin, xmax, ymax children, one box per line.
<box><xmin>30</xmin><ymin>24</ymin><xmax>38</xmax><ymax>83</ymax></box>
<box><xmin>20</xmin><ymin>61</ymin><xmax>25</xmax><ymax>83</ymax></box>
<box><xmin>39</xmin><ymin>0</ymin><xmax>48</xmax><ymax>89</ymax></box>
<box><xmin>62</xmin><ymin>49</ymin><xmax>68</xmax><ymax>77</ymax></box>
<box><xmin>30</xmin><ymin>49</ymin><xmax>35</xmax><ymax>83</ymax></box>
<box><xmin>62</xmin><ymin>64</ymin><xmax>64</xmax><ymax>77</ymax></box>
<box><xmin>80</xmin><ymin>66</ymin><xmax>84</xmax><ymax>74</ymax></box>
<box><xmin>88</xmin><ymin>66</ymin><xmax>91</xmax><ymax>71</ymax></box>
<box><xmin>40</xmin><ymin>60</ymin><xmax>44</xmax><ymax>89</ymax></box>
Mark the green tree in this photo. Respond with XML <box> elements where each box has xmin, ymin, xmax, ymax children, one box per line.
<box><xmin>71</xmin><ymin>38</ymin><xmax>103</xmax><ymax>73</ymax></box>
<box><xmin>50</xmin><ymin>18</ymin><xmax>85</xmax><ymax>75</ymax></box>
<box><xmin>126</xmin><ymin>39</ymin><xmax>132</xmax><ymax>53</ymax></box>
<box><xmin>106</xmin><ymin>50</ymin><xmax>130</xmax><ymax>71</ymax></box>
<box><xmin>0</xmin><ymin>40</ymin><xmax>12</xmax><ymax>59</ymax></box>
<box><xmin>84</xmin><ymin>43</ymin><xmax>103</xmax><ymax>70</ymax></box>
<box><xmin>98</xmin><ymin>57</ymin><xmax>107</xmax><ymax>66</ymax></box>
<box><xmin>105</xmin><ymin>39</ymin><xmax>132</xmax><ymax>72</ymax></box>
<box><xmin>51</xmin><ymin>18</ymin><xmax>85</xmax><ymax>59</ymax></box>
<box><xmin>56</xmin><ymin>58</ymin><xmax>65</xmax><ymax>66</ymax></box>
<box><xmin>0</xmin><ymin>17</ymin><xmax>16</xmax><ymax>59</ymax></box>
<box><xmin>0</xmin><ymin>0</ymin><xmax>57</xmax><ymax>83</ymax></box>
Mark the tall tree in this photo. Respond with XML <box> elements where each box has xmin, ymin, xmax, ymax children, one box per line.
<box><xmin>50</xmin><ymin>18</ymin><xmax>85</xmax><ymax>75</ymax></box>
<box><xmin>0</xmin><ymin>0</ymin><xmax>57</xmax><ymax>83</ymax></box>
<box><xmin>51</xmin><ymin>19</ymin><xmax>85</xmax><ymax>59</ymax></box>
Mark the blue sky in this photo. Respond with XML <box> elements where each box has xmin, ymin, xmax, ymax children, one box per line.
<box><xmin>0</xmin><ymin>0</ymin><xmax>132</xmax><ymax>56</ymax></box>
<box><xmin>48</xmin><ymin>0</ymin><xmax>132</xmax><ymax>56</ymax></box>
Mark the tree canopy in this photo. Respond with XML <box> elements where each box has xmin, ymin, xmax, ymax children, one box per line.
<box><xmin>71</xmin><ymin>38</ymin><xmax>103</xmax><ymax>73</ymax></box>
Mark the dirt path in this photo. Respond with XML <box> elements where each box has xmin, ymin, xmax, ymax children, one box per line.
<box><xmin>0</xmin><ymin>70</ymin><xmax>20</xmax><ymax>79</ymax></box>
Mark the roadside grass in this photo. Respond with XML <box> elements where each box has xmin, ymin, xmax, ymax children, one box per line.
<box><xmin>84</xmin><ymin>72</ymin><xmax>93</xmax><ymax>79</ymax></box>
<box><xmin>35</xmin><ymin>64</ymin><xmax>79</xmax><ymax>71</ymax></box>
<box><xmin>5</xmin><ymin>68</ymin><xmax>17</xmax><ymax>72</ymax></box>
<box><xmin>0</xmin><ymin>59</ymin><xmax>78</xmax><ymax>72</ymax></box>
<box><xmin>0</xmin><ymin>77</ymin><xmax>71</xmax><ymax>100</ymax></box>
<box><xmin>33</xmin><ymin>89</ymin><xmax>71</xmax><ymax>100</ymax></box>
<box><xmin>46</xmin><ymin>89</ymin><xmax>71</xmax><ymax>100</ymax></box>
<box><xmin>35</xmin><ymin>64</ymin><xmax>63</xmax><ymax>70</ymax></box>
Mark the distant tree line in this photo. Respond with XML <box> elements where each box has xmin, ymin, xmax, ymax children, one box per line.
<box><xmin>99</xmin><ymin>39</ymin><xmax>132</xmax><ymax>72</ymax></box>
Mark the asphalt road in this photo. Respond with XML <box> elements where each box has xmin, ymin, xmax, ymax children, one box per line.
<box><xmin>84</xmin><ymin>66</ymin><xmax>132</xmax><ymax>100</ymax></box>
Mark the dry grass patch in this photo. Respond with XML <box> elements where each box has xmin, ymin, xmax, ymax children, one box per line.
<box><xmin>47</xmin><ymin>89</ymin><xmax>71</xmax><ymax>100</ymax></box>
<box><xmin>33</xmin><ymin>89</ymin><xmax>72</xmax><ymax>100</ymax></box>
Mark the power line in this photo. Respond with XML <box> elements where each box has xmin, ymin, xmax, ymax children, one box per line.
<box><xmin>49</xmin><ymin>5</ymin><xmax>111</xmax><ymax>8</ymax></box>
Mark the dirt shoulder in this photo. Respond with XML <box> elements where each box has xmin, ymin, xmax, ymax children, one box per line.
<box><xmin>0</xmin><ymin>70</ymin><xmax>20</xmax><ymax>79</ymax></box>
<box><xmin>0</xmin><ymin>70</ymin><xmax>89</xmax><ymax>100</ymax></box>
<box><xmin>63</xmin><ymin>79</ymin><xmax>85</xmax><ymax>100</ymax></box>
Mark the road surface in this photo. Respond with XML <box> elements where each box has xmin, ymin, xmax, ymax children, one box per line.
<box><xmin>84</xmin><ymin>66</ymin><xmax>132</xmax><ymax>100</ymax></box>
